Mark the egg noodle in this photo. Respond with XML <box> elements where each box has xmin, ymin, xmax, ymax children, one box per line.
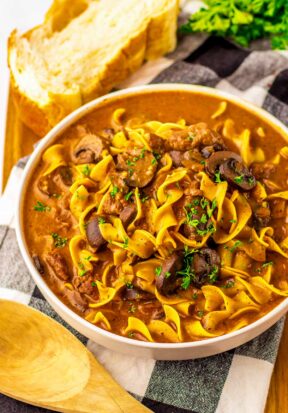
<box><xmin>29</xmin><ymin>102</ymin><xmax>288</xmax><ymax>343</ymax></box>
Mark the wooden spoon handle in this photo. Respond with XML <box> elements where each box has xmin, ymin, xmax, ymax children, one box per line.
<box><xmin>0</xmin><ymin>300</ymin><xmax>151</xmax><ymax>413</ymax></box>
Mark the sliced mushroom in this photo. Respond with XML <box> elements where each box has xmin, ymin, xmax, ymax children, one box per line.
<box><xmin>45</xmin><ymin>252</ymin><xmax>70</xmax><ymax>281</ymax></box>
<box><xmin>119</xmin><ymin>204</ymin><xmax>137</xmax><ymax>228</ymax></box>
<box><xmin>122</xmin><ymin>287</ymin><xmax>154</xmax><ymax>301</ymax></box>
<box><xmin>190</xmin><ymin>248</ymin><xmax>220</xmax><ymax>287</ymax></box>
<box><xmin>155</xmin><ymin>254</ymin><xmax>182</xmax><ymax>295</ymax></box>
<box><xmin>73</xmin><ymin>133</ymin><xmax>104</xmax><ymax>164</ymax></box>
<box><xmin>38</xmin><ymin>166</ymin><xmax>73</xmax><ymax>196</ymax></box>
<box><xmin>206</xmin><ymin>151</ymin><xmax>242</xmax><ymax>176</ymax></box>
<box><xmin>117</xmin><ymin>148</ymin><xmax>157</xmax><ymax>188</ymax></box>
<box><xmin>86</xmin><ymin>216</ymin><xmax>106</xmax><ymax>248</ymax></box>
<box><xmin>201</xmin><ymin>143</ymin><xmax>223</xmax><ymax>159</ymax></box>
<box><xmin>32</xmin><ymin>255</ymin><xmax>45</xmax><ymax>275</ymax></box>
<box><xmin>206</xmin><ymin>151</ymin><xmax>256</xmax><ymax>191</ymax></box>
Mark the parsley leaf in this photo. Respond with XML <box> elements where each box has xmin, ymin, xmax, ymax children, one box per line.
<box><xmin>222</xmin><ymin>280</ymin><xmax>235</xmax><ymax>289</ymax></box>
<box><xmin>81</xmin><ymin>165</ymin><xmax>91</xmax><ymax>176</ymax></box>
<box><xmin>110</xmin><ymin>185</ymin><xmax>119</xmax><ymax>198</ymax></box>
<box><xmin>214</xmin><ymin>171</ymin><xmax>222</xmax><ymax>183</ymax></box>
<box><xmin>122</xmin><ymin>237</ymin><xmax>129</xmax><ymax>249</ymax></box>
<box><xmin>224</xmin><ymin>240</ymin><xmax>243</xmax><ymax>253</ymax></box>
<box><xmin>262</xmin><ymin>261</ymin><xmax>273</xmax><ymax>268</ymax></box>
<box><xmin>33</xmin><ymin>201</ymin><xmax>51</xmax><ymax>212</ymax></box>
<box><xmin>234</xmin><ymin>175</ymin><xmax>244</xmax><ymax>184</ymax></box>
<box><xmin>181</xmin><ymin>275</ymin><xmax>191</xmax><ymax>290</ymax></box>
<box><xmin>98</xmin><ymin>217</ymin><xmax>106</xmax><ymax>224</ymax></box>
<box><xmin>207</xmin><ymin>265</ymin><xmax>219</xmax><ymax>283</ymax></box>
<box><xmin>124</xmin><ymin>191</ymin><xmax>134</xmax><ymax>201</ymax></box>
<box><xmin>155</xmin><ymin>266</ymin><xmax>162</xmax><ymax>277</ymax></box>
<box><xmin>51</xmin><ymin>232</ymin><xmax>67</xmax><ymax>248</ymax></box>
<box><xmin>181</xmin><ymin>0</ymin><xmax>288</xmax><ymax>50</ymax></box>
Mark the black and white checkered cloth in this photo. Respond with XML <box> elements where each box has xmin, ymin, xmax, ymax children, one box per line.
<box><xmin>1</xmin><ymin>3</ymin><xmax>288</xmax><ymax>412</ymax></box>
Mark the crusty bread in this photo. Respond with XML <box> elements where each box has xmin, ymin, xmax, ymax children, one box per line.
<box><xmin>8</xmin><ymin>0</ymin><xmax>179</xmax><ymax>136</ymax></box>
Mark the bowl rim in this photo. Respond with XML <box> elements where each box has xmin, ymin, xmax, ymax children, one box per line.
<box><xmin>16</xmin><ymin>83</ymin><xmax>288</xmax><ymax>350</ymax></box>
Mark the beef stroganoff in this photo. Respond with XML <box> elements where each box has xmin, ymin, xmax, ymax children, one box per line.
<box><xmin>24</xmin><ymin>93</ymin><xmax>288</xmax><ymax>343</ymax></box>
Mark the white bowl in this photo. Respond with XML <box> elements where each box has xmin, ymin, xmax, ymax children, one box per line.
<box><xmin>16</xmin><ymin>84</ymin><xmax>288</xmax><ymax>360</ymax></box>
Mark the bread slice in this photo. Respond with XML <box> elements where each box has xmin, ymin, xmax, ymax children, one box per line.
<box><xmin>8</xmin><ymin>0</ymin><xmax>179</xmax><ymax>136</ymax></box>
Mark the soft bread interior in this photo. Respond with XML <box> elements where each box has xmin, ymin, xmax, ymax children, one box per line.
<box><xmin>9</xmin><ymin>0</ymin><xmax>178</xmax><ymax>117</ymax></box>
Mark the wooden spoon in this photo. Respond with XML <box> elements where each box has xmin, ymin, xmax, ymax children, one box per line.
<box><xmin>0</xmin><ymin>300</ymin><xmax>151</xmax><ymax>413</ymax></box>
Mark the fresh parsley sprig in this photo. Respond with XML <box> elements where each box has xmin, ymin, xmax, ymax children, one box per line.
<box><xmin>181</xmin><ymin>0</ymin><xmax>288</xmax><ymax>50</ymax></box>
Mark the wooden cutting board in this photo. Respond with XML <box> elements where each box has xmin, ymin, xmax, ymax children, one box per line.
<box><xmin>2</xmin><ymin>91</ymin><xmax>288</xmax><ymax>413</ymax></box>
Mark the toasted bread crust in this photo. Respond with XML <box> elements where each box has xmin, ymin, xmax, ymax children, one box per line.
<box><xmin>8</xmin><ymin>0</ymin><xmax>179</xmax><ymax>136</ymax></box>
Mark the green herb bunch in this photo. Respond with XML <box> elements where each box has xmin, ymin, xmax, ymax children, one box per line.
<box><xmin>181</xmin><ymin>0</ymin><xmax>288</xmax><ymax>49</ymax></box>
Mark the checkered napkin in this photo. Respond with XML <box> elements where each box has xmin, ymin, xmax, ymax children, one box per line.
<box><xmin>1</xmin><ymin>3</ymin><xmax>288</xmax><ymax>412</ymax></box>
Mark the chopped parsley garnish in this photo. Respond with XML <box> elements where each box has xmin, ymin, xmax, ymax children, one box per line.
<box><xmin>126</xmin><ymin>159</ymin><xmax>136</xmax><ymax>166</ymax></box>
<box><xmin>140</xmin><ymin>148</ymin><xmax>146</xmax><ymax>159</ymax></box>
<box><xmin>51</xmin><ymin>232</ymin><xmax>67</xmax><ymax>248</ymax></box>
<box><xmin>229</xmin><ymin>219</ymin><xmax>237</xmax><ymax>224</ymax></box>
<box><xmin>125</xmin><ymin>191</ymin><xmax>134</xmax><ymax>201</ymax></box>
<box><xmin>192</xmin><ymin>293</ymin><xmax>198</xmax><ymax>300</ymax></box>
<box><xmin>222</xmin><ymin>280</ymin><xmax>235</xmax><ymax>289</ymax></box>
<box><xmin>182</xmin><ymin>275</ymin><xmax>191</xmax><ymax>290</ymax></box>
<box><xmin>177</xmin><ymin>246</ymin><xmax>197</xmax><ymax>290</ymax></box>
<box><xmin>153</xmin><ymin>151</ymin><xmax>161</xmax><ymax>160</ymax></box>
<box><xmin>200</xmin><ymin>197</ymin><xmax>209</xmax><ymax>209</ymax></box>
<box><xmin>200</xmin><ymin>160</ymin><xmax>206</xmax><ymax>165</ymax></box>
<box><xmin>78</xmin><ymin>261</ymin><xmax>87</xmax><ymax>277</ymax></box>
<box><xmin>155</xmin><ymin>266</ymin><xmax>162</xmax><ymax>277</ymax></box>
<box><xmin>122</xmin><ymin>237</ymin><xmax>129</xmax><ymax>249</ymax></box>
<box><xmin>91</xmin><ymin>281</ymin><xmax>97</xmax><ymax>287</ymax></box>
<box><xmin>110</xmin><ymin>185</ymin><xmax>119</xmax><ymax>198</ymax></box>
<box><xmin>98</xmin><ymin>217</ymin><xmax>106</xmax><ymax>224</ymax></box>
<box><xmin>128</xmin><ymin>304</ymin><xmax>137</xmax><ymax>313</ymax></box>
<box><xmin>208</xmin><ymin>265</ymin><xmax>219</xmax><ymax>283</ymax></box>
<box><xmin>33</xmin><ymin>201</ymin><xmax>51</xmax><ymax>212</ymax></box>
<box><xmin>185</xmin><ymin>198</ymin><xmax>216</xmax><ymax>237</ymax></box>
<box><xmin>248</xmin><ymin>176</ymin><xmax>255</xmax><ymax>185</ymax></box>
<box><xmin>127</xmin><ymin>168</ymin><xmax>134</xmax><ymax>176</ymax></box>
<box><xmin>207</xmin><ymin>198</ymin><xmax>217</xmax><ymax>218</ymax></box>
<box><xmin>82</xmin><ymin>165</ymin><xmax>91</xmax><ymax>176</ymax></box>
<box><xmin>165</xmin><ymin>271</ymin><xmax>171</xmax><ymax>278</ymax></box>
<box><xmin>128</xmin><ymin>332</ymin><xmax>134</xmax><ymax>338</ymax></box>
<box><xmin>214</xmin><ymin>171</ymin><xmax>222</xmax><ymax>183</ymax></box>
<box><xmin>84</xmin><ymin>255</ymin><xmax>92</xmax><ymax>261</ymax></box>
<box><xmin>200</xmin><ymin>213</ymin><xmax>208</xmax><ymax>224</ymax></box>
<box><xmin>151</xmin><ymin>157</ymin><xmax>157</xmax><ymax>165</ymax></box>
<box><xmin>126</xmin><ymin>281</ymin><xmax>134</xmax><ymax>289</ymax></box>
<box><xmin>187</xmin><ymin>132</ymin><xmax>196</xmax><ymax>141</ymax></box>
<box><xmin>191</xmin><ymin>199</ymin><xmax>200</xmax><ymax>206</ymax></box>
<box><xmin>197</xmin><ymin>310</ymin><xmax>204</xmax><ymax>318</ymax></box>
<box><xmin>79</xmin><ymin>269</ymin><xmax>87</xmax><ymax>277</ymax></box>
<box><xmin>51</xmin><ymin>193</ymin><xmax>61</xmax><ymax>199</ymax></box>
<box><xmin>225</xmin><ymin>240</ymin><xmax>243</xmax><ymax>253</ymax></box>
<box><xmin>141</xmin><ymin>195</ymin><xmax>150</xmax><ymax>203</ymax></box>
<box><xmin>262</xmin><ymin>261</ymin><xmax>273</xmax><ymax>268</ymax></box>
<box><xmin>234</xmin><ymin>175</ymin><xmax>244</xmax><ymax>184</ymax></box>
<box><xmin>196</xmin><ymin>222</ymin><xmax>216</xmax><ymax>237</ymax></box>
